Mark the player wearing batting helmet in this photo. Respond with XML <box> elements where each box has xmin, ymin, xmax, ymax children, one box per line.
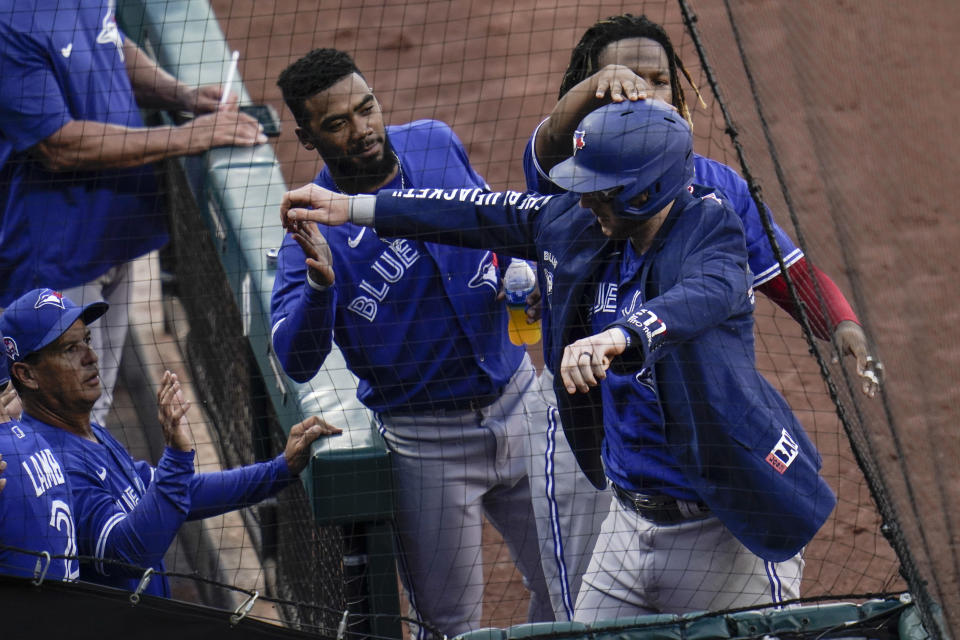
<box><xmin>279</xmin><ymin>98</ymin><xmax>837</xmax><ymax>619</ymax></box>
<box><xmin>516</xmin><ymin>13</ymin><xmax>882</xmax><ymax>621</ymax></box>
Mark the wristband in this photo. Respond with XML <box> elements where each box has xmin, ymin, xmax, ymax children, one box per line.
<box><xmin>349</xmin><ymin>194</ymin><xmax>376</xmax><ymax>226</ymax></box>
<box><xmin>306</xmin><ymin>271</ymin><xmax>330</xmax><ymax>292</ymax></box>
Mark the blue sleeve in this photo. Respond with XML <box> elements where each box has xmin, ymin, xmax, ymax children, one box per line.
<box><xmin>521</xmin><ymin>121</ymin><xmax>564</xmax><ymax>195</ymax></box>
<box><xmin>373</xmin><ymin>188</ymin><xmax>551</xmax><ymax>262</ymax></box>
<box><xmin>72</xmin><ymin>447</ymin><xmax>195</xmax><ymax>578</ymax></box>
<box><xmin>0</xmin><ymin>24</ymin><xmax>72</xmax><ymax>151</ymax></box>
<box><xmin>269</xmin><ymin>233</ymin><xmax>337</xmax><ymax>383</ymax></box>
<box><xmin>186</xmin><ymin>454</ymin><xmax>292</xmax><ymax>520</ymax></box>
<box><xmin>692</xmin><ymin>156</ymin><xmax>802</xmax><ymax>285</ymax></box>
<box><xmin>446</xmin><ymin>125</ymin><xmax>490</xmax><ymax>190</ymax></box>
<box><xmin>610</xmin><ymin>198</ymin><xmax>753</xmax><ymax>369</ymax></box>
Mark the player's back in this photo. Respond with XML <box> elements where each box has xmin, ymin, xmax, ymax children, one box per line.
<box><xmin>0</xmin><ymin>419</ymin><xmax>79</xmax><ymax>581</ymax></box>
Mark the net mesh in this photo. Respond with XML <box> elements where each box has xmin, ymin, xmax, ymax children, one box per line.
<box><xmin>0</xmin><ymin>0</ymin><xmax>952</xmax><ymax>638</ymax></box>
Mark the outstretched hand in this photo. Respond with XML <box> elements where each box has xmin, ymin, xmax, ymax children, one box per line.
<box><xmin>561</xmin><ymin>328</ymin><xmax>628</xmax><ymax>394</ymax></box>
<box><xmin>832</xmin><ymin>320</ymin><xmax>885</xmax><ymax>398</ymax></box>
<box><xmin>283</xmin><ymin>415</ymin><xmax>343</xmax><ymax>475</ymax></box>
<box><xmin>157</xmin><ymin>370</ymin><xmax>194</xmax><ymax>452</ymax></box>
<box><xmin>292</xmin><ymin>221</ymin><xmax>335</xmax><ymax>288</ymax></box>
<box><xmin>280</xmin><ymin>184</ymin><xmax>351</xmax><ymax>230</ymax></box>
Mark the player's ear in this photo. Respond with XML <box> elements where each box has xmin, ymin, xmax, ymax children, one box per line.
<box><xmin>295</xmin><ymin>127</ymin><xmax>316</xmax><ymax>151</ymax></box>
<box><xmin>10</xmin><ymin>362</ymin><xmax>39</xmax><ymax>392</ymax></box>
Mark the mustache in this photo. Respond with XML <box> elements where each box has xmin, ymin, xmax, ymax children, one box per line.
<box><xmin>327</xmin><ymin>134</ymin><xmax>397</xmax><ymax>176</ymax></box>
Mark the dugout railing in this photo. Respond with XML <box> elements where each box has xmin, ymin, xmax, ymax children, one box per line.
<box><xmin>117</xmin><ymin>0</ymin><xmax>400</xmax><ymax>636</ymax></box>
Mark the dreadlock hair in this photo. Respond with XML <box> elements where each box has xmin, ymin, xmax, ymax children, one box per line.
<box><xmin>558</xmin><ymin>14</ymin><xmax>703</xmax><ymax>124</ymax></box>
<box><xmin>277</xmin><ymin>48</ymin><xmax>363</xmax><ymax>129</ymax></box>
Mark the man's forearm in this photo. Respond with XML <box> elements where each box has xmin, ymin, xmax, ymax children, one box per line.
<box><xmin>122</xmin><ymin>38</ymin><xmax>193</xmax><ymax>111</ymax></box>
<box><xmin>535</xmin><ymin>82</ymin><xmax>605</xmax><ymax>172</ymax></box>
<box><xmin>33</xmin><ymin>119</ymin><xmax>203</xmax><ymax>171</ymax></box>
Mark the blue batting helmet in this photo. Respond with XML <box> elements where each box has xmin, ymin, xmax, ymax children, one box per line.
<box><xmin>549</xmin><ymin>99</ymin><xmax>694</xmax><ymax>220</ymax></box>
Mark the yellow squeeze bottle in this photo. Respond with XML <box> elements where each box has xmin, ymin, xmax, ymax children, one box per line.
<box><xmin>503</xmin><ymin>260</ymin><xmax>542</xmax><ymax>346</ymax></box>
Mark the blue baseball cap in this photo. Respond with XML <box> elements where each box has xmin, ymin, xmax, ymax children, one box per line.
<box><xmin>0</xmin><ymin>353</ymin><xmax>8</xmax><ymax>389</ymax></box>
<box><xmin>0</xmin><ymin>288</ymin><xmax>108</xmax><ymax>363</ymax></box>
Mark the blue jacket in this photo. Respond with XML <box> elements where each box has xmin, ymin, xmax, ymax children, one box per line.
<box><xmin>371</xmin><ymin>186</ymin><xmax>836</xmax><ymax>562</ymax></box>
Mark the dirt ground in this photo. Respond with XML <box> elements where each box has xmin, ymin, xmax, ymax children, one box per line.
<box><xmin>204</xmin><ymin>0</ymin><xmax>959</xmax><ymax>633</ymax></box>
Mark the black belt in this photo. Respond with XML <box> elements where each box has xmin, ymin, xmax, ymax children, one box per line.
<box><xmin>384</xmin><ymin>392</ymin><xmax>501</xmax><ymax>417</ymax></box>
<box><xmin>612</xmin><ymin>484</ymin><xmax>711</xmax><ymax>526</ymax></box>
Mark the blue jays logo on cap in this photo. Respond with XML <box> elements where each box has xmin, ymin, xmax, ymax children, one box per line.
<box><xmin>35</xmin><ymin>289</ymin><xmax>66</xmax><ymax>310</ymax></box>
<box><xmin>3</xmin><ymin>336</ymin><xmax>18</xmax><ymax>361</ymax></box>
<box><xmin>0</xmin><ymin>287</ymin><xmax>108</xmax><ymax>363</ymax></box>
<box><xmin>572</xmin><ymin>130</ymin><xmax>586</xmax><ymax>155</ymax></box>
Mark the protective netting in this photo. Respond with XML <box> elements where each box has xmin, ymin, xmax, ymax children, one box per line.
<box><xmin>1</xmin><ymin>0</ymin><xmax>953</xmax><ymax>638</ymax></box>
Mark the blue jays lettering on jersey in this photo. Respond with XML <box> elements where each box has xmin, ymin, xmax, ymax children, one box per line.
<box><xmin>271</xmin><ymin>120</ymin><xmax>524</xmax><ymax>413</ymax></box>
<box><xmin>523</xmin><ymin>123</ymin><xmax>802</xmax><ymax>287</ymax></box>
<box><xmin>0</xmin><ymin>420</ymin><xmax>79</xmax><ymax>581</ymax></box>
<box><xmin>370</xmin><ymin>185</ymin><xmax>836</xmax><ymax>562</ymax></box>
<box><xmin>23</xmin><ymin>414</ymin><xmax>293</xmax><ymax>596</ymax></box>
<box><xmin>0</xmin><ymin>0</ymin><xmax>166</xmax><ymax>305</ymax></box>
<box><xmin>588</xmin><ymin>243</ymin><xmax>697</xmax><ymax>502</ymax></box>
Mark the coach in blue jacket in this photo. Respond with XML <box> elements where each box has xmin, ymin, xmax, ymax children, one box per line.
<box><xmin>279</xmin><ymin>100</ymin><xmax>836</xmax><ymax>618</ymax></box>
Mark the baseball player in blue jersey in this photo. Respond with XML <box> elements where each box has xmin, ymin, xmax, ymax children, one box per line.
<box><xmin>0</xmin><ymin>357</ymin><xmax>79</xmax><ymax>582</ymax></box>
<box><xmin>508</xmin><ymin>14</ymin><xmax>884</xmax><ymax>621</ymax></box>
<box><xmin>0</xmin><ymin>0</ymin><xmax>266</xmax><ymax>426</ymax></box>
<box><xmin>271</xmin><ymin>49</ymin><xmax>550</xmax><ymax>636</ymax></box>
<box><xmin>0</xmin><ymin>288</ymin><xmax>339</xmax><ymax>597</ymax></box>
<box><xmin>279</xmin><ymin>99</ymin><xmax>837</xmax><ymax>618</ymax></box>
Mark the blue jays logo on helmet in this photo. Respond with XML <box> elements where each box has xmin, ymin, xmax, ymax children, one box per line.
<box><xmin>34</xmin><ymin>289</ymin><xmax>66</xmax><ymax>310</ymax></box>
<box><xmin>572</xmin><ymin>130</ymin><xmax>586</xmax><ymax>155</ymax></box>
<box><xmin>3</xmin><ymin>336</ymin><xmax>18</xmax><ymax>361</ymax></box>
<box><xmin>548</xmin><ymin>100</ymin><xmax>695</xmax><ymax>220</ymax></box>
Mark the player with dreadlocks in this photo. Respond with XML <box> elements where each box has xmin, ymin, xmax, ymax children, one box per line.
<box><xmin>557</xmin><ymin>14</ymin><xmax>700</xmax><ymax>122</ymax></box>
<box><xmin>515</xmin><ymin>13</ymin><xmax>884</xmax><ymax>620</ymax></box>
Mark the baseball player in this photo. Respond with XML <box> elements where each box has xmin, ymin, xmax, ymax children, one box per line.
<box><xmin>0</xmin><ymin>288</ymin><xmax>339</xmax><ymax>597</ymax></box>
<box><xmin>0</xmin><ymin>0</ymin><xmax>265</xmax><ymax>426</ymax></box>
<box><xmin>278</xmin><ymin>98</ymin><xmax>837</xmax><ymax>617</ymax></box>
<box><xmin>0</xmin><ymin>357</ymin><xmax>79</xmax><ymax>582</ymax></box>
<box><xmin>515</xmin><ymin>13</ymin><xmax>883</xmax><ymax>621</ymax></box>
<box><xmin>270</xmin><ymin>49</ymin><xmax>550</xmax><ymax>637</ymax></box>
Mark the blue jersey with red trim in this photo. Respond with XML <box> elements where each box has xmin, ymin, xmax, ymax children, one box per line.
<box><xmin>271</xmin><ymin>120</ymin><xmax>524</xmax><ymax>413</ymax></box>
<box><xmin>0</xmin><ymin>420</ymin><xmax>79</xmax><ymax>581</ymax></box>
<box><xmin>0</xmin><ymin>0</ymin><xmax>166</xmax><ymax>305</ymax></box>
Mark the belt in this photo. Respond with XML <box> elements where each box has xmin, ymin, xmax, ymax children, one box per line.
<box><xmin>612</xmin><ymin>484</ymin><xmax>711</xmax><ymax>526</ymax></box>
<box><xmin>383</xmin><ymin>392</ymin><xmax>501</xmax><ymax>417</ymax></box>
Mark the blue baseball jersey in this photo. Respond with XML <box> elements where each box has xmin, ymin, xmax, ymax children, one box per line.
<box><xmin>590</xmin><ymin>243</ymin><xmax>698</xmax><ymax>502</ymax></box>
<box><xmin>0</xmin><ymin>420</ymin><xmax>79</xmax><ymax>581</ymax></box>
<box><xmin>23</xmin><ymin>414</ymin><xmax>293</xmax><ymax>597</ymax></box>
<box><xmin>271</xmin><ymin>120</ymin><xmax>524</xmax><ymax>413</ymax></box>
<box><xmin>523</xmin><ymin>122</ymin><xmax>802</xmax><ymax>286</ymax></box>
<box><xmin>370</xmin><ymin>185</ymin><xmax>836</xmax><ymax>561</ymax></box>
<box><xmin>0</xmin><ymin>0</ymin><xmax>166</xmax><ymax>305</ymax></box>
